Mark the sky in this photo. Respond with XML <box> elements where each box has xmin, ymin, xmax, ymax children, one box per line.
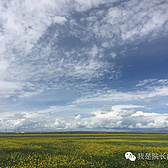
<box><xmin>0</xmin><ymin>0</ymin><xmax>168</xmax><ymax>132</ymax></box>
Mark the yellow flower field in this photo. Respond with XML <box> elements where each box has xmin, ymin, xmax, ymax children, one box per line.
<box><xmin>0</xmin><ymin>133</ymin><xmax>168</xmax><ymax>168</ymax></box>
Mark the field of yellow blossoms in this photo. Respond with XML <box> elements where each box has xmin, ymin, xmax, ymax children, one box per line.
<box><xmin>0</xmin><ymin>133</ymin><xmax>168</xmax><ymax>168</ymax></box>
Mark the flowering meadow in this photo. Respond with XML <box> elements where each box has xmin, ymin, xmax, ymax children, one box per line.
<box><xmin>0</xmin><ymin>133</ymin><xmax>168</xmax><ymax>168</ymax></box>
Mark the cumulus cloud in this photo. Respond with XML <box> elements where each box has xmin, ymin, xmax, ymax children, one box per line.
<box><xmin>52</xmin><ymin>107</ymin><xmax>168</xmax><ymax>131</ymax></box>
<box><xmin>0</xmin><ymin>118</ymin><xmax>3</xmax><ymax>127</ymax></box>
<box><xmin>1</xmin><ymin>104</ymin><xmax>168</xmax><ymax>132</ymax></box>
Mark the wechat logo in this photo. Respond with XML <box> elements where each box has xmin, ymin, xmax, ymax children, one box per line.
<box><xmin>125</xmin><ymin>152</ymin><xmax>136</xmax><ymax>161</ymax></box>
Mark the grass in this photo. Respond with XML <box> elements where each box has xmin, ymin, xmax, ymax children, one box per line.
<box><xmin>0</xmin><ymin>133</ymin><xmax>168</xmax><ymax>167</ymax></box>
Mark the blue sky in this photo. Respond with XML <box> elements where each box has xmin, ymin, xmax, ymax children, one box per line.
<box><xmin>0</xmin><ymin>0</ymin><xmax>168</xmax><ymax>132</ymax></box>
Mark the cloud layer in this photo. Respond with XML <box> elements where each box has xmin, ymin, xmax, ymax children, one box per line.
<box><xmin>1</xmin><ymin>0</ymin><xmax>168</xmax><ymax>98</ymax></box>
<box><xmin>0</xmin><ymin>0</ymin><xmax>168</xmax><ymax>132</ymax></box>
<box><xmin>1</xmin><ymin>104</ymin><xmax>168</xmax><ymax>132</ymax></box>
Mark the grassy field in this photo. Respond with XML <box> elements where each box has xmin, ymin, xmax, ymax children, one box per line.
<box><xmin>0</xmin><ymin>133</ymin><xmax>168</xmax><ymax>168</ymax></box>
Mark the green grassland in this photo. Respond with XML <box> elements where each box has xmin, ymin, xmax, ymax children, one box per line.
<box><xmin>0</xmin><ymin>133</ymin><xmax>168</xmax><ymax>168</ymax></box>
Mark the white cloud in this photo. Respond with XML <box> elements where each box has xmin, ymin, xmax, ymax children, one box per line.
<box><xmin>0</xmin><ymin>0</ymin><xmax>168</xmax><ymax>101</ymax></box>
<box><xmin>148</xmin><ymin>86</ymin><xmax>168</xmax><ymax>97</ymax></box>
<box><xmin>74</xmin><ymin>0</ymin><xmax>110</xmax><ymax>12</ymax></box>
<box><xmin>110</xmin><ymin>52</ymin><xmax>117</xmax><ymax>59</ymax></box>
<box><xmin>136</xmin><ymin>79</ymin><xmax>157</xmax><ymax>87</ymax></box>
<box><xmin>112</xmin><ymin>105</ymin><xmax>143</xmax><ymax>112</ymax></box>
<box><xmin>52</xmin><ymin>16</ymin><xmax>67</xmax><ymax>25</ymax></box>
<box><xmin>0</xmin><ymin>60</ymin><xmax>9</xmax><ymax>71</ymax></box>
<box><xmin>144</xmin><ymin>98</ymin><xmax>157</xmax><ymax>104</ymax></box>
<box><xmin>0</xmin><ymin>0</ymin><xmax>168</xmax><ymax>132</ymax></box>
<box><xmin>0</xmin><ymin>81</ymin><xmax>23</xmax><ymax>98</ymax></box>
<box><xmin>101</xmin><ymin>42</ymin><xmax>111</xmax><ymax>48</ymax></box>
<box><xmin>158</xmin><ymin>79</ymin><xmax>168</xmax><ymax>85</ymax></box>
<box><xmin>73</xmin><ymin>78</ymin><xmax>168</xmax><ymax>104</ymax></box>
<box><xmin>1</xmin><ymin>104</ymin><xmax>167</xmax><ymax>132</ymax></box>
<box><xmin>84</xmin><ymin>0</ymin><xmax>168</xmax><ymax>44</ymax></box>
<box><xmin>73</xmin><ymin>86</ymin><xmax>168</xmax><ymax>104</ymax></box>
<box><xmin>0</xmin><ymin>118</ymin><xmax>3</xmax><ymax>126</ymax></box>
<box><xmin>0</xmin><ymin>59</ymin><xmax>9</xmax><ymax>80</ymax></box>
